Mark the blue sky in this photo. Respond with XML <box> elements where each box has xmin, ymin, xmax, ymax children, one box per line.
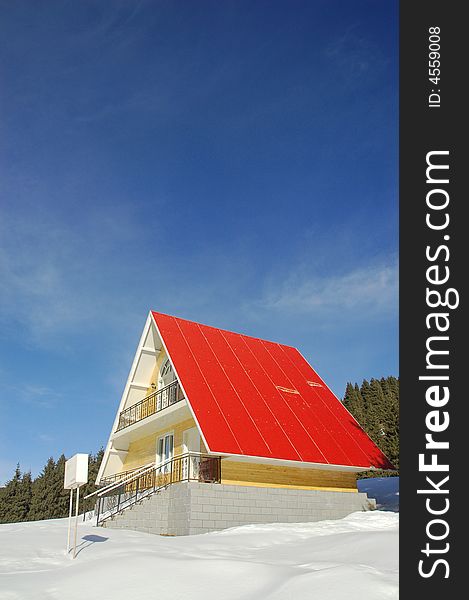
<box><xmin>0</xmin><ymin>0</ymin><xmax>398</xmax><ymax>484</ymax></box>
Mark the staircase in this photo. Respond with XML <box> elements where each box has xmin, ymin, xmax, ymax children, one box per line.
<box><xmin>102</xmin><ymin>483</ymin><xmax>181</xmax><ymax>535</ymax></box>
<box><xmin>86</xmin><ymin>452</ymin><xmax>221</xmax><ymax>527</ymax></box>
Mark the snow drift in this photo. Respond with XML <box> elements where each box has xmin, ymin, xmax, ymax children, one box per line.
<box><xmin>0</xmin><ymin>509</ymin><xmax>398</xmax><ymax>600</ymax></box>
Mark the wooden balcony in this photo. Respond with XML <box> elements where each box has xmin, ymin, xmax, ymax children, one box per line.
<box><xmin>116</xmin><ymin>380</ymin><xmax>184</xmax><ymax>432</ymax></box>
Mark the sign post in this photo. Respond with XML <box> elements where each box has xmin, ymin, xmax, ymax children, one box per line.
<box><xmin>64</xmin><ymin>453</ymin><xmax>88</xmax><ymax>559</ymax></box>
<box><xmin>66</xmin><ymin>486</ymin><xmax>73</xmax><ymax>555</ymax></box>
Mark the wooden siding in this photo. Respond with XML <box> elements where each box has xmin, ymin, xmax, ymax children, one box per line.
<box><xmin>221</xmin><ymin>461</ymin><xmax>358</xmax><ymax>492</ymax></box>
<box><xmin>122</xmin><ymin>417</ymin><xmax>197</xmax><ymax>471</ymax></box>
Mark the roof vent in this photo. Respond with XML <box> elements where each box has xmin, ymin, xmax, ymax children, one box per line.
<box><xmin>276</xmin><ymin>385</ymin><xmax>299</xmax><ymax>395</ymax></box>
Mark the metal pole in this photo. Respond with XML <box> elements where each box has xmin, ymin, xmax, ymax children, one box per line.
<box><xmin>66</xmin><ymin>488</ymin><xmax>73</xmax><ymax>554</ymax></box>
<box><xmin>72</xmin><ymin>487</ymin><xmax>80</xmax><ymax>559</ymax></box>
<box><xmin>96</xmin><ymin>496</ymin><xmax>101</xmax><ymax>526</ymax></box>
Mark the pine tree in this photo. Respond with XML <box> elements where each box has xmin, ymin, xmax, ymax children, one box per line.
<box><xmin>367</xmin><ymin>378</ymin><xmax>388</xmax><ymax>439</ymax></box>
<box><xmin>360</xmin><ymin>379</ymin><xmax>372</xmax><ymax>433</ymax></box>
<box><xmin>0</xmin><ymin>465</ymin><xmax>20</xmax><ymax>523</ymax></box>
<box><xmin>18</xmin><ymin>471</ymin><xmax>33</xmax><ymax>520</ymax></box>
<box><xmin>343</xmin><ymin>382</ymin><xmax>366</xmax><ymax>426</ymax></box>
<box><xmin>52</xmin><ymin>454</ymin><xmax>72</xmax><ymax>518</ymax></box>
<box><xmin>81</xmin><ymin>448</ymin><xmax>104</xmax><ymax>515</ymax></box>
<box><xmin>28</xmin><ymin>457</ymin><xmax>57</xmax><ymax>521</ymax></box>
<box><xmin>0</xmin><ymin>465</ymin><xmax>32</xmax><ymax>523</ymax></box>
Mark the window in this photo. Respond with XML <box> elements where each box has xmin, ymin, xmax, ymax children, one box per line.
<box><xmin>156</xmin><ymin>432</ymin><xmax>174</xmax><ymax>473</ymax></box>
<box><xmin>159</xmin><ymin>358</ymin><xmax>175</xmax><ymax>387</ymax></box>
<box><xmin>158</xmin><ymin>358</ymin><xmax>177</xmax><ymax>408</ymax></box>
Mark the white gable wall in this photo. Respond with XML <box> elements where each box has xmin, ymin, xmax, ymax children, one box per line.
<box><xmin>97</xmin><ymin>311</ymin><xmax>211</xmax><ymax>484</ymax></box>
<box><xmin>97</xmin><ymin>313</ymin><xmax>159</xmax><ymax>483</ymax></box>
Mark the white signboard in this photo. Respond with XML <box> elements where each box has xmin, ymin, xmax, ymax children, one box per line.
<box><xmin>64</xmin><ymin>453</ymin><xmax>89</xmax><ymax>490</ymax></box>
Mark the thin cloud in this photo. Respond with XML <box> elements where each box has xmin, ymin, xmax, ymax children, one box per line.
<box><xmin>0</xmin><ymin>382</ymin><xmax>62</xmax><ymax>409</ymax></box>
<box><xmin>260</xmin><ymin>259</ymin><xmax>398</xmax><ymax>321</ymax></box>
<box><xmin>0</xmin><ymin>206</ymin><xmax>144</xmax><ymax>342</ymax></box>
<box><xmin>0</xmin><ymin>241</ymin><xmax>96</xmax><ymax>340</ymax></box>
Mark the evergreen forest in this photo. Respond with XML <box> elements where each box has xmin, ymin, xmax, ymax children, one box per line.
<box><xmin>342</xmin><ymin>376</ymin><xmax>399</xmax><ymax>476</ymax></box>
<box><xmin>0</xmin><ymin>450</ymin><xmax>104</xmax><ymax>524</ymax></box>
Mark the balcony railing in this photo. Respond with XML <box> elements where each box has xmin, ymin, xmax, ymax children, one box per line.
<box><xmin>92</xmin><ymin>452</ymin><xmax>221</xmax><ymax>525</ymax></box>
<box><xmin>116</xmin><ymin>380</ymin><xmax>184</xmax><ymax>432</ymax></box>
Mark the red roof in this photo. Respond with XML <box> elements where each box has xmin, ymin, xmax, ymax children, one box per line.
<box><xmin>152</xmin><ymin>311</ymin><xmax>393</xmax><ymax>470</ymax></box>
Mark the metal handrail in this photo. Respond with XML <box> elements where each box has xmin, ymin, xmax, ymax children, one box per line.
<box><xmin>116</xmin><ymin>380</ymin><xmax>184</xmax><ymax>432</ymax></box>
<box><xmin>94</xmin><ymin>452</ymin><xmax>221</xmax><ymax>525</ymax></box>
<box><xmin>96</xmin><ymin>461</ymin><xmax>158</xmax><ymax>497</ymax></box>
<box><xmin>84</xmin><ymin>462</ymin><xmax>155</xmax><ymax>500</ymax></box>
<box><xmin>99</xmin><ymin>463</ymin><xmax>153</xmax><ymax>487</ymax></box>
<box><xmin>93</xmin><ymin>451</ymin><xmax>210</xmax><ymax>499</ymax></box>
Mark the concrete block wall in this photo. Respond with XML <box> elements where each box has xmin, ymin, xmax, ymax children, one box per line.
<box><xmin>103</xmin><ymin>481</ymin><xmax>376</xmax><ymax>536</ymax></box>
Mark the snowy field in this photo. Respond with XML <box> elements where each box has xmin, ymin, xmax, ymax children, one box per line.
<box><xmin>0</xmin><ymin>480</ymin><xmax>399</xmax><ymax>600</ymax></box>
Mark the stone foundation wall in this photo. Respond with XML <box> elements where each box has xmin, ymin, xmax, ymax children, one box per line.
<box><xmin>103</xmin><ymin>481</ymin><xmax>376</xmax><ymax>536</ymax></box>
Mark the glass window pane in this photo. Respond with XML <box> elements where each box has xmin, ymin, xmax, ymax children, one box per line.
<box><xmin>164</xmin><ymin>434</ymin><xmax>174</xmax><ymax>459</ymax></box>
<box><xmin>157</xmin><ymin>438</ymin><xmax>164</xmax><ymax>460</ymax></box>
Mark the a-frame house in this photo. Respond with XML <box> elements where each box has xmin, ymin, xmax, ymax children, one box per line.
<box><xmin>95</xmin><ymin>311</ymin><xmax>392</xmax><ymax>535</ymax></box>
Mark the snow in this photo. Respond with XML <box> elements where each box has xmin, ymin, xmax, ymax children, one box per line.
<box><xmin>0</xmin><ymin>508</ymin><xmax>398</xmax><ymax>599</ymax></box>
<box><xmin>358</xmin><ymin>477</ymin><xmax>399</xmax><ymax>512</ymax></box>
